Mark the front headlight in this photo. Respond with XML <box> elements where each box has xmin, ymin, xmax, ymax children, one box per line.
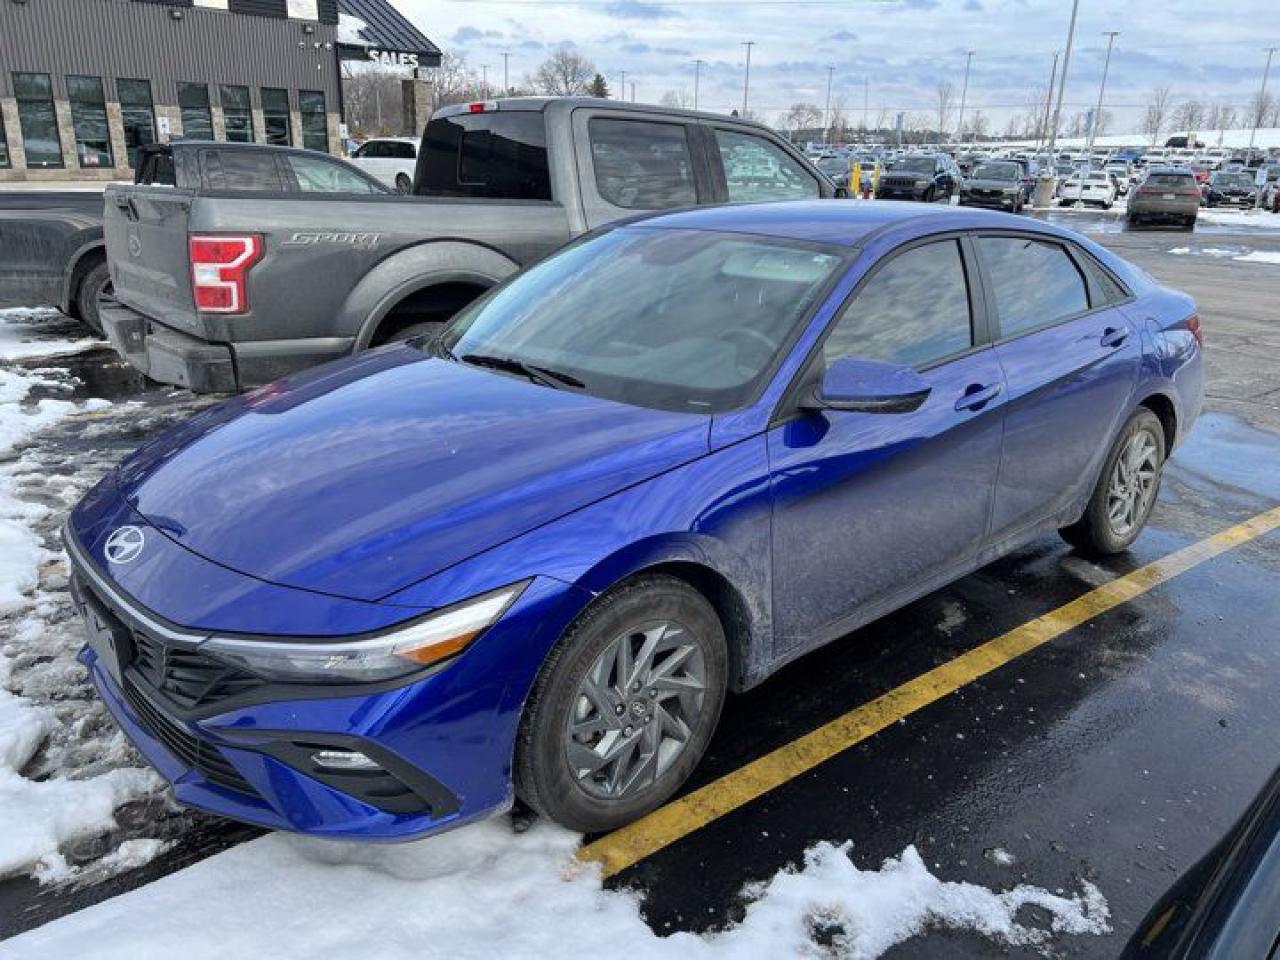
<box><xmin>201</xmin><ymin>580</ymin><xmax>529</xmax><ymax>683</ymax></box>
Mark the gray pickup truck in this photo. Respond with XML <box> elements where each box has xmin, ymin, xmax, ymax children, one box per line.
<box><xmin>102</xmin><ymin>97</ymin><xmax>837</xmax><ymax>392</ymax></box>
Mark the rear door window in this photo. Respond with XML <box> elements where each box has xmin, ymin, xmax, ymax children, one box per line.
<box><xmin>419</xmin><ymin>111</ymin><xmax>552</xmax><ymax>200</ymax></box>
<box><xmin>825</xmin><ymin>239</ymin><xmax>974</xmax><ymax>368</ymax></box>
<box><xmin>978</xmin><ymin>236</ymin><xmax>1090</xmax><ymax>337</ymax></box>
<box><xmin>588</xmin><ymin>118</ymin><xmax>697</xmax><ymax>210</ymax></box>
<box><xmin>201</xmin><ymin>150</ymin><xmax>286</xmax><ymax>191</ymax></box>
<box><xmin>713</xmin><ymin>128</ymin><xmax>820</xmax><ymax>202</ymax></box>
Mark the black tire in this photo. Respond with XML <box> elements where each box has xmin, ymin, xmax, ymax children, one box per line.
<box><xmin>1059</xmin><ymin>408</ymin><xmax>1166</xmax><ymax>556</ymax></box>
<box><xmin>75</xmin><ymin>260</ymin><xmax>111</xmax><ymax>336</ymax></box>
<box><xmin>1014</xmin><ymin>198</ymin><xmax>1024</xmax><ymax>214</ymax></box>
<box><xmin>921</xmin><ymin>187</ymin><xmax>935</xmax><ymax>204</ymax></box>
<box><xmin>514</xmin><ymin>574</ymin><xmax>728</xmax><ymax>833</ymax></box>
<box><xmin>395</xmin><ymin>173</ymin><xmax>412</xmax><ymax>194</ymax></box>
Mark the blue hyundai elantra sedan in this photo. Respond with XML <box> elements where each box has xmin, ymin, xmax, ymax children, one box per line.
<box><xmin>67</xmin><ymin>202</ymin><xmax>1203</xmax><ymax>838</ymax></box>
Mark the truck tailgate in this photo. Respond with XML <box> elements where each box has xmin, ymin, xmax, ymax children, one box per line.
<box><xmin>103</xmin><ymin>185</ymin><xmax>202</xmax><ymax>333</ymax></box>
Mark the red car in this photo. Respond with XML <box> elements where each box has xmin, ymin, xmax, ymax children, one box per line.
<box><xmin>1191</xmin><ymin>163</ymin><xmax>1213</xmax><ymax>185</ymax></box>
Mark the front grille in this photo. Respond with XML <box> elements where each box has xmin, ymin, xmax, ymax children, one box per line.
<box><xmin>131</xmin><ymin>630</ymin><xmax>262</xmax><ymax>708</ymax></box>
<box><xmin>122</xmin><ymin>681</ymin><xmax>257</xmax><ymax>796</ymax></box>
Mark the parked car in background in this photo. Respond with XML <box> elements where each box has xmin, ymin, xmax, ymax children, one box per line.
<box><xmin>1190</xmin><ymin>163</ymin><xmax>1213</xmax><ymax>185</ymax></box>
<box><xmin>1128</xmin><ymin>167</ymin><xmax>1201</xmax><ymax>228</ymax></box>
<box><xmin>100</xmin><ymin>99</ymin><xmax>836</xmax><ymax>393</ymax></box>
<box><xmin>1057</xmin><ymin>171</ymin><xmax>1118</xmax><ymax>209</ymax></box>
<box><xmin>1105</xmin><ymin>161</ymin><xmax>1134</xmax><ymax>196</ymax></box>
<box><xmin>69</xmin><ymin>201</ymin><xmax>1203</xmax><ymax>840</ymax></box>
<box><xmin>1201</xmin><ymin>171</ymin><xmax>1258</xmax><ymax>208</ymax></box>
<box><xmin>348</xmin><ymin>136</ymin><xmax>419</xmax><ymax>193</ymax></box>
<box><xmin>0</xmin><ymin>191</ymin><xmax>110</xmax><ymax>332</ymax></box>
<box><xmin>958</xmin><ymin>160</ymin><xmax>1025</xmax><ymax>212</ymax></box>
<box><xmin>875</xmin><ymin>153</ymin><xmax>960</xmax><ymax>202</ymax></box>
<box><xmin>815</xmin><ymin>154</ymin><xmax>852</xmax><ymax>191</ymax></box>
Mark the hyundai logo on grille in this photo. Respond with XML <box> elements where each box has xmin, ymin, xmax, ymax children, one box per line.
<box><xmin>104</xmin><ymin>525</ymin><xmax>146</xmax><ymax>564</ymax></box>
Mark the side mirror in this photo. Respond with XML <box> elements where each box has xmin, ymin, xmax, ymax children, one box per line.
<box><xmin>804</xmin><ymin>356</ymin><xmax>932</xmax><ymax>414</ymax></box>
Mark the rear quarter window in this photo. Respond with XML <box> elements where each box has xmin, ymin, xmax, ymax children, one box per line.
<box><xmin>201</xmin><ymin>150</ymin><xmax>284</xmax><ymax>191</ymax></box>
<box><xmin>418</xmin><ymin>112</ymin><xmax>552</xmax><ymax>201</ymax></box>
<box><xmin>588</xmin><ymin>118</ymin><xmax>697</xmax><ymax>210</ymax></box>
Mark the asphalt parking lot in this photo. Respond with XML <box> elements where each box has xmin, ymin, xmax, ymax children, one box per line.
<box><xmin>1</xmin><ymin>209</ymin><xmax>1279</xmax><ymax>954</ymax></box>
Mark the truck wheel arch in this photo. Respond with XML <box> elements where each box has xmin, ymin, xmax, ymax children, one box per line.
<box><xmin>345</xmin><ymin>241</ymin><xmax>522</xmax><ymax>351</ymax></box>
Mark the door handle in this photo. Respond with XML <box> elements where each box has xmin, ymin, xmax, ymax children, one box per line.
<box><xmin>954</xmin><ymin>382</ymin><xmax>1002</xmax><ymax>412</ymax></box>
<box><xmin>1100</xmin><ymin>326</ymin><xmax>1129</xmax><ymax>348</ymax></box>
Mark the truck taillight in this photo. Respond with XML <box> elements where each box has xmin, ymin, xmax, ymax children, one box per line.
<box><xmin>189</xmin><ymin>234</ymin><xmax>262</xmax><ymax>314</ymax></box>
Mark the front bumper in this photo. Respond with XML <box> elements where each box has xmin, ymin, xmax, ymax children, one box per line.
<box><xmin>65</xmin><ymin>520</ymin><xmax>584</xmax><ymax>840</ymax></box>
<box><xmin>100</xmin><ymin>298</ymin><xmax>353</xmax><ymax>394</ymax></box>
<box><xmin>960</xmin><ymin>193</ymin><xmax>1019</xmax><ymax>209</ymax></box>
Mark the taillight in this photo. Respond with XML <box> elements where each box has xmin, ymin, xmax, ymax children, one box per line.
<box><xmin>189</xmin><ymin>234</ymin><xmax>263</xmax><ymax>314</ymax></box>
<box><xmin>1186</xmin><ymin>313</ymin><xmax>1203</xmax><ymax>347</ymax></box>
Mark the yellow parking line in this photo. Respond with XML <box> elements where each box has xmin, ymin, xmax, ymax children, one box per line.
<box><xmin>579</xmin><ymin>504</ymin><xmax>1280</xmax><ymax>878</ymax></box>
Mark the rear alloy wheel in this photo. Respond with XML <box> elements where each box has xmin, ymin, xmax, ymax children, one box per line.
<box><xmin>515</xmin><ymin>575</ymin><xmax>727</xmax><ymax>833</ymax></box>
<box><xmin>75</xmin><ymin>260</ymin><xmax>111</xmax><ymax>336</ymax></box>
<box><xmin>1060</xmin><ymin>408</ymin><xmax>1166</xmax><ymax>556</ymax></box>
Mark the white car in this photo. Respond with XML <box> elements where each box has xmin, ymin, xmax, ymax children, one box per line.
<box><xmin>1057</xmin><ymin>171</ymin><xmax>1118</xmax><ymax>208</ymax></box>
<box><xmin>348</xmin><ymin>137</ymin><xmax>418</xmax><ymax>193</ymax></box>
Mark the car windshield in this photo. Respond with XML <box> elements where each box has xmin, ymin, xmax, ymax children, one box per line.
<box><xmin>892</xmin><ymin>157</ymin><xmax>934</xmax><ymax>173</ymax></box>
<box><xmin>817</xmin><ymin>158</ymin><xmax>847</xmax><ymax>174</ymax></box>
<box><xmin>438</xmin><ymin>227</ymin><xmax>845</xmax><ymax>413</ymax></box>
<box><xmin>1215</xmin><ymin>174</ymin><xmax>1253</xmax><ymax>188</ymax></box>
<box><xmin>971</xmin><ymin>162</ymin><xmax>1019</xmax><ymax>180</ymax></box>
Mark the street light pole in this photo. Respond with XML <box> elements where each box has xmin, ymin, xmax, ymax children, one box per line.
<box><xmin>618</xmin><ymin>70</ymin><xmax>626</xmax><ymax>100</ymax></box>
<box><xmin>863</xmin><ymin>76</ymin><xmax>869</xmax><ymax>134</ymax></box>
<box><xmin>502</xmin><ymin>52</ymin><xmax>510</xmax><ymax>95</ymax></box>
<box><xmin>693</xmin><ymin>59</ymin><xmax>704</xmax><ymax>110</ymax></box>
<box><xmin>1047</xmin><ymin>0</ymin><xmax>1080</xmax><ymax>156</ymax></box>
<box><xmin>956</xmin><ymin>50</ymin><xmax>974</xmax><ymax>143</ymax></box>
<box><xmin>823</xmin><ymin>65</ymin><xmax>834</xmax><ymax>144</ymax></box>
<box><xmin>1087</xmin><ymin>31</ymin><xmax>1119</xmax><ymax>154</ymax></box>
<box><xmin>1039</xmin><ymin>51</ymin><xmax>1059</xmax><ymax>149</ymax></box>
<box><xmin>481</xmin><ymin>64</ymin><xmax>489</xmax><ymax>97</ymax></box>
<box><xmin>1248</xmin><ymin>47</ymin><xmax>1278</xmax><ymax>153</ymax></box>
<box><xmin>741</xmin><ymin>41</ymin><xmax>755</xmax><ymax>116</ymax></box>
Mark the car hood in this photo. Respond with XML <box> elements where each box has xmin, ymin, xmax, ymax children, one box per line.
<box><xmin>112</xmin><ymin>347</ymin><xmax>710</xmax><ymax>602</ymax></box>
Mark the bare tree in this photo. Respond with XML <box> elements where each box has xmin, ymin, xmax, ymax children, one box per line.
<box><xmin>968</xmin><ymin>110</ymin><xmax>990</xmax><ymax>141</ymax></box>
<box><xmin>341</xmin><ymin>68</ymin><xmax>406</xmax><ymax>136</ymax></box>
<box><xmin>1143</xmin><ymin>86</ymin><xmax>1172</xmax><ymax>145</ymax></box>
<box><xmin>431</xmin><ymin>52</ymin><xmax>480</xmax><ymax>111</ymax></box>
<box><xmin>1093</xmin><ymin>108</ymin><xmax>1112</xmax><ymax>139</ymax></box>
<box><xmin>1248</xmin><ymin>90</ymin><xmax>1278</xmax><ymax>130</ymax></box>
<box><xmin>659</xmin><ymin>89</ymin><xmax>692</xmax><ymax>109</ymax></box>
<box><xmin>533</xmin><ymin>46</ymin><xmax>596</xmax><ymax>97</ymax></box>
<box><xmin>784</xmin><ymin>102</ymin><xmax>822</xmax><ymax>132</ymax></box>
<box><xmin>1171</xmin><ymin>99</ymin><xmax>1206</xmax><ymax>133</ymax></box>
<box><xmin>828</xmin><ymin>95</ymin><xmax>849</xmax><ymax>139</ymax></box>
<box><xmin>934</xmin><ymin>80</ymin><xmax>955</xmax><ymax>141</ymax></box>
<box><xmin>873</xmin><ymin>107</ymin><xmax>889</xmax><ymax>133</ymax></box>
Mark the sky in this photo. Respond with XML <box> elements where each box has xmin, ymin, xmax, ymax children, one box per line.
<box><xmin>395</xmin><ymin>0</ymin><xmax>1278</xmax><ymax>134</ymax></box>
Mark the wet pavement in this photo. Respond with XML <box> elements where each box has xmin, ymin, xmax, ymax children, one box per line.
<box><xmin>1</xmin><ymin>216</ymin><xmax>1279</xmax><ymax>952</ymax></box>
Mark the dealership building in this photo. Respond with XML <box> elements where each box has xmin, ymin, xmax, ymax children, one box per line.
<box><xmin>0</xmin><ymin>0</ymin><xmax>440</xmax><ymax>182</ymax></box>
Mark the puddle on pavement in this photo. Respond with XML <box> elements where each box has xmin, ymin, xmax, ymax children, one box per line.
<box><xmin>18</xmin><ymin>347</ymin><xmax>151</xmax><ymax>402</ymax></box>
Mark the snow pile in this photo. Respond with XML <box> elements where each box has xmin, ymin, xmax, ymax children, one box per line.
<box><xmin>0</xmin><ymin>315</ymin><xmax>166</xmax><ymax>881</ymax></box>
<box><xmin>1234</xmin><ymin>250</ymin><xmax>1280</xmax><ymax>265</ymax></box>
<box><xmin>5</xmin><ymin>819</ymin><xmax>1110</xmax><ymax>959</ymax></box>
<box><xmin>1198</xmin><ymin>208</ymin><xmax>1280</xmax><ymax>230</ymax></box>
<box><xmin>0</xmin><ymin>308</ymin><xmax>100</xmax><ymax>363</ymax></box>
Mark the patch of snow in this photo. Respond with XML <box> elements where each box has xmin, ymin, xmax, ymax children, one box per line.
<box><xmin>1168</xmin><ymin>247</ymin><xmax>1190</xmax><ymax>255</ymax></box>
<box><xmin>0</xmin><ymin>308</ymin><xmax>100</xmax><ymax>362</ymax></box>
<box><xmin>337</xmin><ymin>12</ymin><xmax>373</xmax><ymax>46</ymax></box>
<box><xmin>0</xmin><ymin>353</ymin><xmax>165</xmax><ymax>879</ymax></box>
<box><xmin>1233</xmin><ymin>250</ymin><xmax>1280</xmax><ymax>265</ymax></box>
<box><xmin>4</xmin><ymin>823</ymin><xmax>1110</xmax><ymax>959</ymax></box>
<box><xmin>1198</xmin><ymin>209</ymin><xmax>1280</xmax><ymax>230</ymax></box>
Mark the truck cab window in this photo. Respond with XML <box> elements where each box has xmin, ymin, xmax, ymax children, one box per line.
<box><xmin>418</xmin><ymin>111</ymin><xmax>552</xmax><ymax>201</ymax></box>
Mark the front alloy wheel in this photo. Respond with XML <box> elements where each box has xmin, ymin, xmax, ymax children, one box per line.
<box><xmin>515</xmin><ymin>575</ymin><xmax>727</xmax><ymax>833</ymax></box>
<box><xmin>567</xmin><ymin>620</ymin><xmax>706</xmax><ymax>800</ymax></box>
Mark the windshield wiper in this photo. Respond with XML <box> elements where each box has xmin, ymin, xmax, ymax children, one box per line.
<box><xmin>459</xmin><ymin>353</ymin><xmax>586</xmax><ymax>390</ymax></box>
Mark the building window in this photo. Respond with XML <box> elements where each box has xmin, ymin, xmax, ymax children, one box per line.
<box><xmin>299</xmin><ymin>90</ymin><xmax>328</xmax><ymax>152</ymax></box>
<box><xmin>261</xmin><ymin>88</ymin><xmax>292</xmax><ymax>146</ymax></box>
<box><xmin>178</xmin><ymin>83</ymin><xmax>214</xmax><ymax>140</ymax></box>
<box><xmin>118</xmin><ymin>79</ymin><xmax>156</xmax><ymax>170</ymax></box>
<box><xmin>0</xmin><ymin>113</ymin><xmax>9</xmax><ymax>169</ymax></box>
<box><xmin>219</xmin><ymin>85</ymin><xmax>254</xmax><ymax>143</ymax></box>
<box><xmin>13</xmin><ymin>72</ymin><xmax>63</xmax><ymax>168</ymax></box>
<box><xmin>287</xmin><ymin>0</ymin><xmax>319</xmax><ymax>18</ymax></box>
<box><xmin>67</xmin><ymin>75</ymin><xmax>114</xmax><ymax>168</ymax></box>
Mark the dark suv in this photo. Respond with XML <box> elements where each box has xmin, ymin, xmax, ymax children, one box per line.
<box><xmin>875</xmin><ymin>153</ymin><xmax>960</xmax><ymax>202</ymax></box>
<box><xmin>1202</xmin><ymin>171</ymin><xmax>1257</xmax><ymax>208</ymax></box>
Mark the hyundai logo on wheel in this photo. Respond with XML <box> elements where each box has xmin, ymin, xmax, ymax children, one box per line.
<box><xmin>103</xmin><ymin>525</ymin><xmax>145</xmax><ymax>564</ymax></box>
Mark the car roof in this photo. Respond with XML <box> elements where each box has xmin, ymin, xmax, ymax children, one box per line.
<box><xmin>626</xmin><ymin>200</ymin><xmax>1052</xmax><ymax>248</ymax></box>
